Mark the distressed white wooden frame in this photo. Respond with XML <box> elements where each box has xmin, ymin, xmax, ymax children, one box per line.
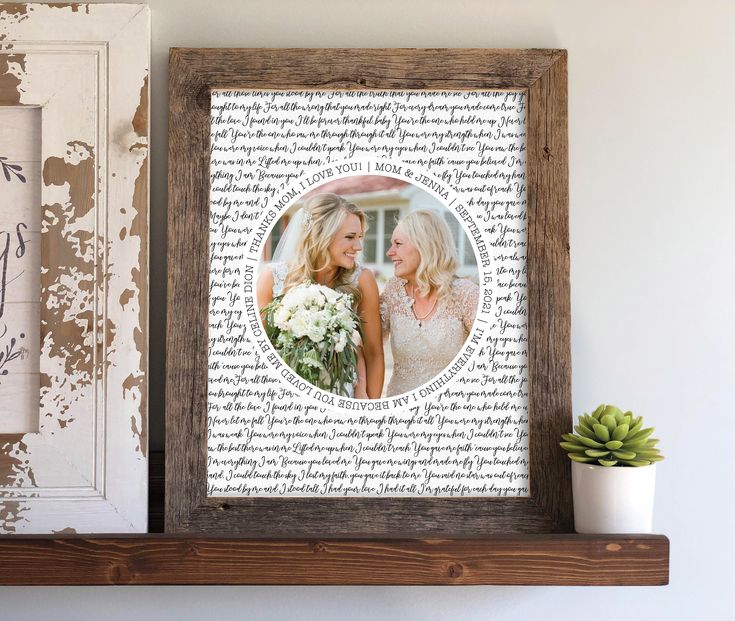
<box><xmin>0</xmin><ymin>4</ymin><xmax>148</xmax><ymax>533</ymax></box>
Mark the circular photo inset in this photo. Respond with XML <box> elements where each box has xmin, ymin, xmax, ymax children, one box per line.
<box><xmin>255</xmin><ymin>174</ymin><xmax>480</xmax><ymax>400</ymax></box>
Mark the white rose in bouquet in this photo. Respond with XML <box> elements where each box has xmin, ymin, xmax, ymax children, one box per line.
<box><xmin>261</xmin><ymin>282</ymin><xmax>361</xmax><ymax>395</ymax></box>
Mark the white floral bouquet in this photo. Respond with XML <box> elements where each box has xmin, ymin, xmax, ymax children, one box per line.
<box><xmin>262</xmin><ymin>282</ymin><xmax>361</xmax><ymax>395</ymax></box>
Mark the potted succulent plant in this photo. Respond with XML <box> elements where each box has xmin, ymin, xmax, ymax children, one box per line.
<box><xmin>560</xmin><ymin>404</ymin><xmax>664</xmax><ymax>534</ymax></box>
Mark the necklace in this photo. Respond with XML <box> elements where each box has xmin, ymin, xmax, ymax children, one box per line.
<box><xmin>408</xmin><ymin>284</ymin><xmax>438</xmax><ymax>327</ymax></box>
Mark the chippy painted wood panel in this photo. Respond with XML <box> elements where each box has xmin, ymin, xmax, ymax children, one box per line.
<box><xmin>0</xmin><ymin>107</ymin><xmax>40</xmax><ymax>434</ymax></box>
<box><xmin>0</xmin><ymin>3</ymin><xmax>148</xmax><ymax>533</ymax></box>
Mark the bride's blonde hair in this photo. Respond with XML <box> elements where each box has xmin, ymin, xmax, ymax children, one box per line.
<box><xmin>396</xmin><ymin>210</ymin><xmax>459</xmax><ymax>301</ymax></box>
<box><xmin>284</xmin><ymin>193</ymin><xmax>367</xmax><ymax>307</ymax></box>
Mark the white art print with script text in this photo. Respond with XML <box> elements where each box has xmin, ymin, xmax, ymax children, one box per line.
<box><xmin>209</xmin><ymin>90</ymin><xmax>529</xmax><ymax>498</ymax></box>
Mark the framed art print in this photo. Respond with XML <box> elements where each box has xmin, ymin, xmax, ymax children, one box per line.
<box><xmin>0</xmin><ymin>4</ymin><xmax>149</xmax><ymax>534</ymax></box>
<box><xmin>167</xmin><ymin>48</ymin><xmax>570</xmax><ymax>536</ymax></box>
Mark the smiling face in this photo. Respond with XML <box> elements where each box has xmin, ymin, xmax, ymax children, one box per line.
<box><xmin>327</xmin><ymin>213</ymin><xmax>364</xmax><ymax>270</ymax></box>
<box><xmin>387</xmin><ymin>225</ymin><xmax>421</xmax><ymax>281</ymax></box>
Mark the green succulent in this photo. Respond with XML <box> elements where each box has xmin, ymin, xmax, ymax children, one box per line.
<box><xmin>560</xmin><ymin>404</ymin><xmax>664</xmax><ymax>467</ymax></box>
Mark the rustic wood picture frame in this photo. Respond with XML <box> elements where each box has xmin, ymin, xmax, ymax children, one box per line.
<box><xmin>0</xmin><ymin>4</ymin><xmax>149</xmax><ymax>533</ymax></box>
<box><xmin>167</xmin><ymin>48</ymin><xmax>571</xmax><ymax>536</ymax></box>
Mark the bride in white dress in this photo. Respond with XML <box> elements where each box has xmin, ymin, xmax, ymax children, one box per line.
<box><xmin>256</xmin><ymin>193</ymin><xmax>384</xmax><ymax>399</ymax></box>
<box><xmin>381</xmin><ymin>210</ymin><xmax>479</xmax><ymax>397</ymax></box>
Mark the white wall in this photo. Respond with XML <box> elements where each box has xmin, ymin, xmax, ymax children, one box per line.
<box><xmin>2</xmin><ymin>1</ymin><xmax>733</xmax><ymax>618</ymax></box>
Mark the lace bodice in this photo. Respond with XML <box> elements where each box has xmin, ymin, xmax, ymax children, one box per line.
<box><xmin>270</xmin><ymin>262</ymin><xmax>290</xmax><ymax>297</ymax></box>
<box><xmin>380</xmin><ymin>276</ymin><xmax>479</xmax><ymax>397</ymax></box>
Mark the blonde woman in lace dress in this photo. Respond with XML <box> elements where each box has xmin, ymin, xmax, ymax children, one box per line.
<box><xmin>381</xmin><ymin>210</ymin><xmax>479</xmax><ymax>397</ymax></box>
<box><xmin>256</xmin><ymin>193</ymin><xmax>384</xmax><ymax>399</ymax></box>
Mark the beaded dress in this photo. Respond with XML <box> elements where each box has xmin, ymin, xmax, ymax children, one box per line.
<box><xmin>380</xmin><ymin>276</ymin><xmax>479</xmax><ymax>397</ymax></box>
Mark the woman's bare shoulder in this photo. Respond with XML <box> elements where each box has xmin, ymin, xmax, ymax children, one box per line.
<box><xmin>256</xmin><ymin>266</ymin><xmax>276</xmax><ymax>307</ymax></box>
<box><xmin>356</xmin><ymin>266</ymin><xmax>380</xmax><ymax>295</ymax></box>
<box><xmin>257</xmin><ymin>266</ymin><xmax>276</xmax><ymax>288</ymax></box>
<box><xmin>357</xmin><ymin>266</ymin><xmax>377</xmax><ymax>286</ymax></box>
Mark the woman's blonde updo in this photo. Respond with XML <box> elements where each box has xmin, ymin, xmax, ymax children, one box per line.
<box><xmin>283</xmin><ymin>193</ymin><xmax>367</xmax><ymax>307</ymax></box>
<box><xmin>396</xmin><ymin>210</ymin><xmax>459</xmax><ymax>301</ymax></box>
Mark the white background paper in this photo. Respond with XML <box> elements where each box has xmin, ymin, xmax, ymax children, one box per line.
<box><xmin>208</xmin><ymin>91</ymin><xmax>530</xmax><ymax>498</ymax></box>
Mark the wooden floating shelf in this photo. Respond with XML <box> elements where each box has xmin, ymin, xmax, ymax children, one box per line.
<box><xmin>0</xmin><ymin>456</ymin><xmax>669</xmax><ymax>585</ymax></box>
<box><xmin>0</xmin><ymin>534</ymin><xmax>668</xmax><ymax>586</ymax></box>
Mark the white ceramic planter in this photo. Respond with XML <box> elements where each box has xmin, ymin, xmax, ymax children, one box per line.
<box><xmin>571</xmin><ymin>461</ymin><xmax>656</xmax><ymax>534</ymax></box>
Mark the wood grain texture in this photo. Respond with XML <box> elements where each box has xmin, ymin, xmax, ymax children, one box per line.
<box><xmin>167</xmin><ymin>48</ymin><xmax>571</xmax><ymax>536</ymax></box>
<box><xmin>0</xmin><ymin>3</ymin><xmax>149</xmax><ymax>534</ymax></box>
<box><xmin>526</xmin><ymin>50</ymin><xmax>572</xmax><ymax>529</ymax></box>
<box><xmin>0</xmin><ymin>534</ymin><xmax>669</xmax><ymax>586</ymax></box>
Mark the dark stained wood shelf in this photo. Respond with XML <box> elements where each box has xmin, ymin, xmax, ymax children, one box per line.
<box><xmin>0</xmin><ymin>534</ymin><xmax>668</xmax><ymax>585</ymax></box>
<box><xmin>0</xmin><ymin>454</ymin><xmax>669</xmax><ymax>585</ymax></box>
